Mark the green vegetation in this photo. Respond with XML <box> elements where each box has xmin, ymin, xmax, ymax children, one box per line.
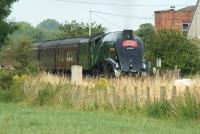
<box><xmin>37</xmin><ymin>19</ymin><xmax>60</xmax><ymax>31</ymax></box>
<box><xmin>8</xmin><ymin>22</ymin><xmax>62</xmax><ymax>42</ymax></box>
<box><xmin>0</xmin><ymin>0</ymin><xmax>18</xmax><ymax>45</ymax></box>
<box><xmin>7</xmin><ymin>20</ymin><xmax>105</xmax><ymax>43</ymax></box>
<box><xmin>59</xmin><ymin>20</ymin><xmax>105</xmax><ymax>38</ymax></box>
<box><xmin>0</xmin><ymin>37</ymin><xmax>37</xmax><ymax>74</ymax></box>
<box><xmin>0</xmin><ymin>102</ymin><xmax>200</xmax><ymax>134</ymax></box>
<box><xmin>0</xmin><ymin>69</ymin><xmax>14</xmax><ymax>90</ymax></box>
<box><xmin>136</xmin><ymin>24</ymin><xmax>200</xmax><ymax>75</ymax></box>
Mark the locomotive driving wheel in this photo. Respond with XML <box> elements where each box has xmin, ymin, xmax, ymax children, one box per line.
<box><xmin>101</xmin><ymin>62</ymin><xmax>115</xmax><ymax>77</ymax></box>
<box><xmin>91</xmin><ymin>64</ymin><xmax>102</xmax><ymax>77</ymax></box>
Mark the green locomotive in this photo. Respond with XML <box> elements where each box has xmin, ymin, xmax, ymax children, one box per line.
<box><xmin>34</xmin><ymin>30</ymin><xmax>147</xmax><ymax>76</ymax></box>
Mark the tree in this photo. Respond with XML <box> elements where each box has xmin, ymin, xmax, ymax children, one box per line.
<box><xmin>37</xmin><ymin>19</ymin><xmax>60</xmax><ymax>31</ymax></box>
<box><xmin>136</xmin><ymin>23</ymin><xmax>155</xmax><ymax>43</ymax></box>
<box><xmin>8</xmin><ymin>22</ymin><xmax>61</xmax><ymax>42</ymax></box>
<box><xmin>59</xmin><ymin>20</ymin><xmax>105</xmax><ymax>38</ymax></box>
<box><xmin>150</xmin><ymin>29</ymin><xmax>200</xmax><ymax>75</ymax></box>
<box><xmin>136</xmin><ymin>23</ymin><xmax>200</xmax><ymax>75</ymax></box>
<box><xmin>0</xmin><ymin>0</ymin><xmax>18</xmax><ymax>45</ymax></box>
<box><xmin>135</xmin><ymin>23</ymin><xmax>156</xmax><ymax>60</ymax></box>
<box><xmin>0</xmin><ymin>37</ymin><xmax>35</xmax><ymax>74</ymax></box>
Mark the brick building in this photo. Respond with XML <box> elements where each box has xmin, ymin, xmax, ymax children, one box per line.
<box><xmin>155</xmin><ymin>6</ymin><xmax>195</xmax><ymax>33</ymax></box>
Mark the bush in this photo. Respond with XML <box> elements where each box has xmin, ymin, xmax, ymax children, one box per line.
<box><xmin>93</xmin><ymin>78</ymin><xmax>109</xmax><ymax>90</ymax></box>
<box><xmin>36</xmin><ymin>84</ymin><xmax>60</xmax><ymax>106</ymax></box>
<box><xmin>136</xmin><ymin>25</ymin><xmax>200</xmax><ymax>75</ymax></box>
<box><xmin>0</xmin><ymin>71</ymin><xmax>28</xmax><ymax>102</ymax></box>
<box><xmin>174</xmin><ymin>95</ymin><xmax>200</xmax><ymax>120</ymax></box>
<box><xmin>0</xmin><ymin>90</ymin><xmax>12</xmax><ymax>102</ymax></box>
<box><xmin>9</xmin><ymin>80</ymin><xmax>25</xmax><ymax>102</ymax></box>
<box><xmin>145</xmin><ymin>100</ymin><xmax>172</xmax><ymax>118</ymax></box>
<box><xmin>1</xmin><ymin>37</ymin><xmax>37</xmax><ymax>75</ymax></box>
<box><xmin>0</xmin><ymin>69</ymin><xmax>15</xmax><ymax>90</ymax></box>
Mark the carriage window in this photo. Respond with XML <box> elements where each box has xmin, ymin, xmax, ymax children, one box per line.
<box><xmin>59</xmin><ymin>48</ymin><xmax>61</xmax><ymax>61</ymax></box>
<box><xmin>69</xmin><ymin>51</ymin><xmax>72</xmax><ymax>61</ymax></box>
<box><xmin>60</xmin><ymin>49</ymin><xmax>62</xmax><ymax>61</ymax></box>
<box><xmin>61</xmin><ymin>48</ymin><xmax>63</xmax><ymax>61</ymax></box>
<box><xmin>60</xmin><ymin>48</ymin><xmax>62</xmax><ymax>61</ymax></box>
<box><xmin>66</xmin><ymin>50</ymin><xmax>68</xmax><ymax>61</ymax></box>
<box><xmin>61</xmin><ymin>48</ymin><xmax>64</xmax><ymax>61</ymax></box>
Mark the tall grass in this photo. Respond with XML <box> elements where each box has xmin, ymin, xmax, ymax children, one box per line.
<box><xmin>1</xmin><ymin>72</ymin><xmax>200</xmax><ymax>120</ymax></box>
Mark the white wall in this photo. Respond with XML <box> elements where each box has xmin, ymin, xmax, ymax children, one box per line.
<box><xmin>188</xmin><ymin>0</ymin><xmax>200</xmax><ymax>40</ymax></box>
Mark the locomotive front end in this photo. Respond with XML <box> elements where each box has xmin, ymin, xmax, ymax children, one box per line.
<box><xmin>115</xmin><ymin>30</ymin><xmax>147</xmax><ymax>75</ymax></box>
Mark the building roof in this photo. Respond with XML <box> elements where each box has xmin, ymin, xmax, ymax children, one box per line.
<box><xmin>155</xmin><ymin>5</ymin><xmax>195</xmax><ymax>13</ymax></box>
<box><xmin>177</xmin><ymin>6</ymin><xmax>196</xmax><ymax>12</ymax></box>
<box><xmin>154</xmin><ymin>9</ymin><xmax>174</xmax><ymax>13</ymax></box>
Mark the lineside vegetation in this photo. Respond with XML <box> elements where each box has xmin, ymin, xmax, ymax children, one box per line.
<box><xmin>0</xmin><ymin>70</ymin><xmax>200</xmax><ymax>121</ymax></box>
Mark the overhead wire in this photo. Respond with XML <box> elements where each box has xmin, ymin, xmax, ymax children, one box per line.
<box><xmin>92</xmin><ymin>11</ymin><xmax>154</xmax><ymax>20</ymax></box>
<box><xmin>93</xmin><ymin>11</ymin><xmax>193</xmax><ymax>21</ymax></box>
<box><xmin>92</xmin><ymin>12</ymin><xmax>124</xmax><ymax>29</ymax></box>
<box><xmin>56</xmin><ymin>0</ymin><xmax>190</xmax><ymax>7</ymax></box>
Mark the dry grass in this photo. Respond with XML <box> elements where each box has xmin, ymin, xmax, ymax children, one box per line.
<box><xmin>19</xmin><ymin>73</ymin><xmax>200</xmax><ymax>111</ymax></box>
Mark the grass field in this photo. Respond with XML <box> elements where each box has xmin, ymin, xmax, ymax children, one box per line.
<box><xmin>0</xmin><ymin>102</ymin><xmax>200</xmax><ymax>134</ymax></box>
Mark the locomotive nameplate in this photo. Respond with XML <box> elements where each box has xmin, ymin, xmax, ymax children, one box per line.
<box><xmin>126</xmin><ymin>47</ymin><xmax>135</xmax><ymax>50</ymax></box>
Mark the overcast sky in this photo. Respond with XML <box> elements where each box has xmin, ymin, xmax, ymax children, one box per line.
<box><xmin>9</xmin><ymin>0</ymin><xmax>197</xmax><ymax>32</ymax></box>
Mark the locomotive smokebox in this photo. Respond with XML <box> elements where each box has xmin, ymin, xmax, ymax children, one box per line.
<box><xmin>123</xmin><ymin>30</ymin><xmax>134</xmax><ymax>40</ymax></box>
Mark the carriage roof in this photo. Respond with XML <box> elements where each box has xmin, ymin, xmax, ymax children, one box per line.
<box><xmin>40</xmin><ymin>37</ymin><xmax>90</xmax><ymax>48</ymax></box>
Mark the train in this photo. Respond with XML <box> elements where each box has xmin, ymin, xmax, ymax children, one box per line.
<box><xmin>33</xmin><ymin>30</ymin><xmax>148</xmax><ymax>77</ymax></box>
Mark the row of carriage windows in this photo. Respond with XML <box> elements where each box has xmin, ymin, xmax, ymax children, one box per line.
<box><xmin>41</xmin><ymin>46</ymin><xmax>78</xmax><ymax>62</ymax></box>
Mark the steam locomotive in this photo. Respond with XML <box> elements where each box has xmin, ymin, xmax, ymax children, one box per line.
<box><xmin>34</xmin><ymin>30</ymin><xmax>147</xmax><ymax>77</ymax></box>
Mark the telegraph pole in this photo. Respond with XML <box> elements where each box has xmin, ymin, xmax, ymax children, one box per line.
<box><xmin>89</xmin><ymin>11</ymin><xmax>92</xmax><ymax>36</ymax></box>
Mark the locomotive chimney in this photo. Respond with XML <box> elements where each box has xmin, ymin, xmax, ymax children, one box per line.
<box><xmin>123</xmin><ymin>30</ymin><xmax>134</xmax><ymax>40</ymax></box>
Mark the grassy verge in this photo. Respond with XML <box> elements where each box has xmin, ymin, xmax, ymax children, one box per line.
<box><xmin>0</xmin><ymin>102</ymin><xmax>200</xmax><ymax>134</ymax></box>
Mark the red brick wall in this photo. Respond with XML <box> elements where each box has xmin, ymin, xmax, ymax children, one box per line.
<box><xmin>155</xmin><ymin>9</ymin><xmax>193</xmax><ymax>31</ymax></box>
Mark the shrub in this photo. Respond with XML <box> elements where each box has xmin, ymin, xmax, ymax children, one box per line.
<box><xmin>136</xmin><ymin>25</ymin><xmax>200</xmax><ymax>75</ymax></box>
<box><xmin>93</xmin><ymin>78</ymin><xmax>109</xmax><ymax>90</ymax></box>
<box><xmin>174</xmin><ymin>95</ymin><xmax>200</xmax><ymax>120</ymax></box>
<box><xmin>145</xmin><ymin>100</ymin><xmax>172</xmax><ymax>118</ymax></box>
<box><xmin>0</xmin><ymin>90</ymin><xmax>12</xmax><ymax>102</ymax></box>
<box><xmin>0</xmin><ymin>72</ymin><xmax>29</xmax><ymax>102</ymax></box>
<box><xmin>9</xmin><ymin>80</ymin><xmax>25</xmax><ymax>102</ymax></box>
<box><xmin>0</xmin><ymin>69</ymin><xmax>15</xmax><ymax>90</ymax></box>
<box><xmin>36</xmin><ymin>84</ymin><xmax>58</xmax><ymax>106</ymax></box>
<box><xmin>1</xmin><ymin>37</ymin><xmax>36</xmax><ymax>75</ymax></box>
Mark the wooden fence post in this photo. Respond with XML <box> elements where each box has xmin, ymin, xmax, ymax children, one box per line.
<box><xmin>185</xmin><ymin>86</ymin><xmax>190</xmax><ymax>96</ymax></box>
<box><xmin>171</xmin><ymin>86</ymin><xmax>177</xmax><ymax>100</ymax></box>
<box><xmin>134</xmin><ymin>87</ymin><xmax>139</xmax><ymax>105</ymax></box>
<box><xmin>146</xmin><ymin>87</ymin><xmax>150</xmax><ymax>104</ymax></box>
<box><xmin>160</xmin><ymin>86</ymin><xmax>167</xmax><ymax>101</ymax></box>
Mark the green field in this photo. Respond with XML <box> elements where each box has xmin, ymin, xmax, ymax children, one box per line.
<box><xmin>0</xmin><ymin>102</ymin><xmax>199</xmax><ymax>134</ymax></box>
